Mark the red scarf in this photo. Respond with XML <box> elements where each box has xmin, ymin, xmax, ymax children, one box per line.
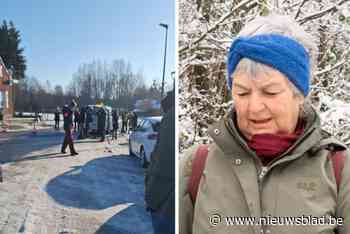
<box><xmin>247</xmin><ymin>120</ymin><xmax>305</xmax><ymax>165</ymax></box>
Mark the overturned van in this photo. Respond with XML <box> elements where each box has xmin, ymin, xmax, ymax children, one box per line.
<box><xmin>84</xmin><ymin>105</ymin><xmax>113</xmax><ymax>137</ymax></box>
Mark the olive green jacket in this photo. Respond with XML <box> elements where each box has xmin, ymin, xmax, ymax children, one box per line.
<box><xmin>179</xmin><ymin>107</ymin><xmax>350</xmax><ymax>234</ymax></box>
<box><xmin>145</xmin><ymin>106</ymin><xmax>175</xmax><ymax>214</ymax></box>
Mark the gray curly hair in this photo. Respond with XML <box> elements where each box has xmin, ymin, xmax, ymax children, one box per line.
<box><xmin>232</xmin><ymin>13</ymin><xmax>318</xmax><ymax>99</ymax></box>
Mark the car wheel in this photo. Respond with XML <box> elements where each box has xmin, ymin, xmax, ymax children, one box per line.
<box><xmin>140</xmin><ymin>148</ymin><xmax>149</xmax><ymax>168</ymax></box>
<box><xmin>129</xmin><ymin>139</ymin><xmax>134</xmax><ymax>156</ymax></box>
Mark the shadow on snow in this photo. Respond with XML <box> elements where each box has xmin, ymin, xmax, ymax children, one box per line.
<box><xmin>45</xmin><ymin>154</ymin><xmax>152</xmax><ymax>234</ymax></box>
<box><xmin>95</xmin><ymin>204</ymin><xmax>153</xmax><ymax>234</ymax></box>
<box><xmin>0</xmin><ymin>129</ymin><xmax>65</xmax><ymax>163</ymax></box>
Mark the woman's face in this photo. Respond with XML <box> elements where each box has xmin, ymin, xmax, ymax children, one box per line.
<box><xmin>232</xmin><ymin>69</ymin><xmax>303</xmax><ymax>140</ymax></box>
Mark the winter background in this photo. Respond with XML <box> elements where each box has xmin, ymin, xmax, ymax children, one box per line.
<box><xmin>179</xmin><ymin>0</ymin><xmax>350</xmax><ymax>151</ymax></box>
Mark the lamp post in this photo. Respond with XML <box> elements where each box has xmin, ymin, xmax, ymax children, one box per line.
<box><xmin>159</xmin><ymin>23</ymin><xmax>168</xmax><ymax>98</ymax></box>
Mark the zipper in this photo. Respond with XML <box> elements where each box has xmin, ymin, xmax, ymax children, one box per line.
<box><xmin>224</xmin><ymin>115</ymin><xmax>317</xmax><ymax>234</ymax></box>
<box><xmin>257</xmin><ymin>166</ymin><xmax>268</xmax><ymax>234</ymax></box>
<box><xmin>258</xmin><ymin>166</ymin><xmax>268</xmax><ymax>182</ymax></box>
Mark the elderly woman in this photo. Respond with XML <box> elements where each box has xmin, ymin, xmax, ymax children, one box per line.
<box><xmin>179</xmin><ymin>14</ymin><xmax>350</xmax><ymax>234</ymax></box>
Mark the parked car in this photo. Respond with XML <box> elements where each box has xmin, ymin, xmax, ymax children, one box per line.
<box><xmin>128</xmin><ymin>116</ymin><xmax>162</xmax><ymax>168</ymax></box>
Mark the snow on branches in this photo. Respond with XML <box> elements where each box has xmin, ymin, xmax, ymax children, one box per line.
<box><xmin>179</xmin><ymin>0</ymin><xmax>350</xmax><ymax>151</ymax></box>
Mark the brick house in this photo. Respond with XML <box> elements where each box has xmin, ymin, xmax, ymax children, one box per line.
<box><xmin>0</xmin><ymin>57</ymin><xmax>14</xmax><ymax>121</ymax></box>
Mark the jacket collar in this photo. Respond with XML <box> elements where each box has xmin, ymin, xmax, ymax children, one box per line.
<box><xmin>208</xmin><ymin>104</ymin><xmax>323</xmax><ymax>159</ymax></box>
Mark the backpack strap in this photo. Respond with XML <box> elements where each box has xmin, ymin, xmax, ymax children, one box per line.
<box><xmin>329</xmin><ymin>151</ymin><xmax>346</xmax><ymax>234</ymax></box>
<box><xmin>187</xmin><ymin>145</ymin><xmax>345</xmax><ymax>203</ymax></box>
<box><xmin>330</xmin><ymin>151</ymin><xmax>345</xmax><ymax>191</ymax></box>
<box><xmin>188</xmin><ymin>145</ymin><xmax>209</xmax><ymax>204</ymax></box>
<box><xmin>316</xmin><ymin>136</ymin><xmax>346</xmax><ymax>192</ymax></box>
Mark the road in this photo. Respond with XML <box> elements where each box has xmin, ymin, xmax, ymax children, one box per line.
<box><xmin>0</xmin><ymin>129</ymin><xmax>153</xmax><ymax>234</ymax></box>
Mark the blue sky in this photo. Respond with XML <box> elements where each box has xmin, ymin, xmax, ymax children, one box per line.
<box><xmin>1</xmin><ymin>0</ymin><xmax>175</xmax><ymax>91</ymax></box>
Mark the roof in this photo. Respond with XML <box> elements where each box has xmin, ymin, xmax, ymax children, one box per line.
<box><xmin>142</xmin><ymin>116</ymin><xmax>162</xmax><ymax>123</ymax></box>
<box><xmin>0</xmin><ymin>57</ymin><xmax>11</xmax><ymax>92</ymax></box>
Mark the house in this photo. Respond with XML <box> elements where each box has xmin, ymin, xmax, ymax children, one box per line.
<box><xmin>0</xmin><ymin>56</ymin><xmax>14</xmax><ymax>121</ymax></box>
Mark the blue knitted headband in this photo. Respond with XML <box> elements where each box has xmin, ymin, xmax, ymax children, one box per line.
<box><xmin>227</xmin><ymin>34</ymin><xmax>310</xmax><ymax>96</ymax></box>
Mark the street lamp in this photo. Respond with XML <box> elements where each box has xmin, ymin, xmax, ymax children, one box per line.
<box><xmin>159</xmin><ymin>23</ymin><xmax>168</xmax><ymax>98</ymax></box>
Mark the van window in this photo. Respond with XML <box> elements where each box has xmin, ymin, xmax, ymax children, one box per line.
<box><xmin>142</xmin><ymin>121</ymin><xmax>152</xmax><ymax>131</ymax></box>
<box><xmin>152</xmin><ymin>122</ymin><xmax>161</xmax><ymax>132</ymax></box>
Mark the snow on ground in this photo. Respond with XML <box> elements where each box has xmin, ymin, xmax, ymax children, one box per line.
<box><xmin>0</xmin><ymin>129</ymin><xmax>153</xmax><ymax>234</ymax></box>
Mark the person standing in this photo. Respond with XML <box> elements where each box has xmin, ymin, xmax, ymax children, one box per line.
<box><xmin>73</xmin><ymin>109</ymin><xmax>80</xmax><ymax>132</ymax></box>
<box><xmin>145</xmin><ymin>90</ymin><xmax>175</xmax><ymax>234</ymax></box>
<box><xmin>97</xmin><ymin>106</ymin><xmax>107</xmax><ymax>142</ymax></box>
<box><xmin>54</xmin><ymin>107</ymin><xmax>60</xmax><ymax>130</ymax></box>
<box><xmin>112</xmin><ymin>109</ymin><xmax>119</xmax><ymax>140</ymax></box>
<box><xmin>179</xmin><ymin>14</ymin><xmax>350</xmax><ymax>234</ymax></box>
<box><xmin>132</xmin><ymin>112</ymin><xmax>138</xmax><ymax>130</ymax></box>
<box><xmin>0</xmin><ymin>165</ymin><xmax>2</xmax><ymax>183</ymax></box>
<box><xmin>85</xmin><ymin>106</ymin><xmax>92</xmax><ymax>138</ymax></box>
<box><xmin>61</xmin><ymin>101</ymin><xmax>78</xmax><ymax>156</ymax></box>
<box><xmin>121</xmin><ymin>112</ymin><xmax>127</xmax><ymax>134</ymax></box>
<box><xmin>127</xmin><ymin>112</ymin><xmax>133</xmax><ymax>132</ymax></box>
<box><xmin>78</xmin><ymin>107</ymin><xmax>86</xmax><ymax>139</ymax></box>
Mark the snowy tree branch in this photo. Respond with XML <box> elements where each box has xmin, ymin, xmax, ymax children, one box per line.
<box><xmin>315</xmin><ymin>59</ymin><xmax>348</xmax><ymax>76</ymax></box>
<box><xmin>297</xmin><ymin>0</ymin><xmax>350</xmax><ymax>24</ymax></box>
<box><xmin>179</xmin><ymin>0</ymin><xmax>255</xmax><ymax>55</ymax></box>
<box><xmin>179</xmin><ymin>0</ymin><xmax>350</xmax><ymax>149</ymax></box>
<box><xmin>294</xmin><ymin>0</ymin><xmax>309</xmax><ymax>19</ymax></box>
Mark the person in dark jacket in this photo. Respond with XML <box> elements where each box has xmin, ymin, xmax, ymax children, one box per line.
<box><xmin>97</xmin><ymin>106</ymin><xmax>107</xmax><ymax>142</ymax></box>
<box><xmin>85</xmin><ymin>106</ymin><xmax>92</xmax><ymax>138</ymax></box>
<box><xmin>132</xmin><ymin>112</ymin><xmax>138</xmax><ymax>130</ymax></box>
<box><xmin>127</xmin><ymin>112</ymin><xmax>135</xmax><ymax>132</ymax></box>
<box><xmin>112</xmin><ymin>109</ymin><xmax>119</xmax><ymax>139</ymax></box>
<box><xmin>61</xmin><ymin>101</ymin><xmax>78</xmax><ymax>156</ymax></box>
<box><xmin>73</xmin><ymin>110</ymin><xmax>80</xmax><ymax>132</ymax></box>
<box><xmin>121</xmin><ymin>112</ymin><xmax>127</xmax><ymax>134</ymax></box>
<box><xmin>145</xmin><ymin>89</ymin><xmax>175</xmax><ymax>234</ymax></box>
<box><xmin>54</xmin><ymin>107</ymin><xmax>60</xmax><ymax>130</ymax></box>
<box><xmin>78</xmin><ymin>107</ymin><xmax>86</xmax><ymax>139</ymax></box>
<box><xmin>179</xmin><ymin>14</ymin><xmax>350</xmax><ymax>234</ymax></box>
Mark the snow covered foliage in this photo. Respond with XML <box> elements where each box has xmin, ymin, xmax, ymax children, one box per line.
<box><xmin>179</xmin><ymin>0</ymin><xmax>350</xmax><ymax>151</ymax></box>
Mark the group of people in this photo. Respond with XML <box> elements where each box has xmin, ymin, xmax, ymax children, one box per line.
<box><xmin>56</xmin><ymin>101</ymin><xmax>140</xmax><ymax>155</ymax></box>
<box><xmin>54</xmin><ymin>106</ymin><xmax>138</xmax><ymax>135</ymax></box>
<box><xmin>55</xmin><ymin>91</ymin><xmax>175</xmax><ymax>233</ymax></box>
<box><xmin>57</xmin><ymin>101</ymin><xmax>105</xmax><ymax>156</ymax></box>
<box><xmin>120</xmin><ymin>111</ymin><xmax>138</xmax><ymax>133</ymax></box>
<box><xmin>54</xmin><ymin>106</ymin><xmax>87</xmax><ymax>134</ymax></box>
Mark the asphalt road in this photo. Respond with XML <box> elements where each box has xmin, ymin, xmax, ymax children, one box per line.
<box><xmin>0</xmin><ymin>129</ymin><xmax>153</xmax><ymax>234</ymax></box>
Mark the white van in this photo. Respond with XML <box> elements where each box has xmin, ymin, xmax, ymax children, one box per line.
<box><xmin>86</xmin><ymin>105</ymin><xmax>113</xmax><ymax>136</ymax></box>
